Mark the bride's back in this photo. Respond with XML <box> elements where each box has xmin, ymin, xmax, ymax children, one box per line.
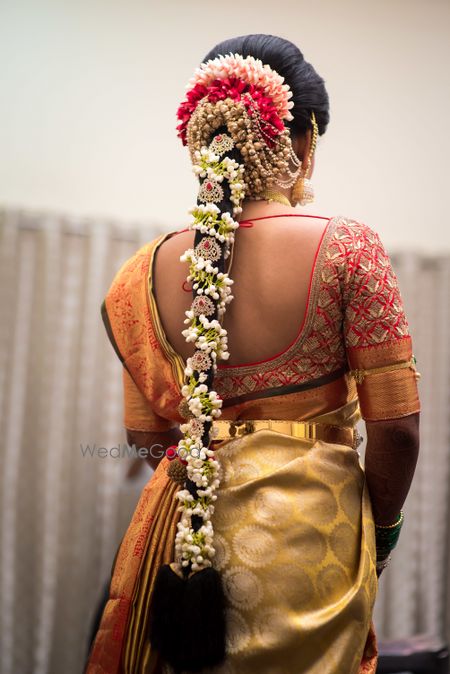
<box><xmin>153</xmin><ymin>214</ymin><xmax>329</xmax><ymax>365</ymax></box>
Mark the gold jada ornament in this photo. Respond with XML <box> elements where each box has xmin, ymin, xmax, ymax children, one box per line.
<box><xmin>198</xmin><ymin>179</ymin><xmax>224</xmax><ymax>204</ymax></box>
<box><xmin>194</xmin><ymin>236</ymin><xmax>222</xmax><ymax>262</ymax></box>
<box><xmin>191</xmin><ymin>294</ymin><xmax>215</xmax><ymax>317</ymax></box>
<box><xmin>186</xmin><ymin>95</ymin><xmax>302</xmax><ymax>200</ymax></box>
<box><xmin>209</xmin><ymin>132</ymin><xmax>235</xmax><ymax>154</ymax></box>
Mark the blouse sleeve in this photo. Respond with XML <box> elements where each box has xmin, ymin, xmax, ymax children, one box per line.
<box><xmin>342</xmin><ymin>222</ymin><xmax>421</xmax><ymax>421</ymax></box>
<box><xmin>122</xmin><ymin>366</ymin><xmax>176</xmax><ymax>433</ymax></box>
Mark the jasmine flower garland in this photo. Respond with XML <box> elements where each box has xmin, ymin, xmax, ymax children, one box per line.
<box><xmin>174</xmin><ymin>133</ymin><xmax>245</xmax><ymax>574</ymax></box>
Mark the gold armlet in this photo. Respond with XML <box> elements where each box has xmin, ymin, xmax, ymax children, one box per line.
<box><xmin>350</xmin><ymin>355</ymin><xmax>421</xmax><ymax>385</ymax></box>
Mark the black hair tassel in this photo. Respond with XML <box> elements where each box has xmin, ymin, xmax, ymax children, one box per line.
<box><xmin>148</xmin><ymin>563</ymin><xmax>186</xmax><ymax>670</ymax></box>
<box><xmin>149</xmin><ymin>564</ymin><xmax>226</xmax><ymax>673</ymax></box>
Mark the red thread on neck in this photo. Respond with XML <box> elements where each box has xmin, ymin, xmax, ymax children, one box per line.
<box><xmin>238</xmin><ymin>213</ymin><xmax>330</xmax><ymax>225</ymax></box>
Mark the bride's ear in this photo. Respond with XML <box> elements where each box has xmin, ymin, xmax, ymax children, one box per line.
<box><xmin>291</xmin><ymin>129</ymin><xmax>312</xmax><ymax>164</ymax></box>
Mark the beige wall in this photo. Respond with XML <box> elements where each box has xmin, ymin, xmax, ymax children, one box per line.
<box><xmin>1</xmin><ymin>0</ymin><xmax>449</xmax><ymax>252</ymax></box>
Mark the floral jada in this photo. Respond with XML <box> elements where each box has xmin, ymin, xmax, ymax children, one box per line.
<box><xmin>177</xmin><ymin>54</ymin><xmax>302</xmax><ymax>200</ymax></box>
<box><xmin>149</xmin><ymin>131</ymin><xmax>245</xmax><ymax>670</ymax></box>
<box><xmin>175</xmin><ymin>134</ymin><xmax>245</xmax><ymax>572</ymax></box>
<box><xmin>149</xmin><ymin>54</ymin><xmax>298</xmax><ymax>672</ymax></box>
<box><xmin>177</xmin><ymin>53</ymin><xmax>294</xmax><ymax>145</ymax></box>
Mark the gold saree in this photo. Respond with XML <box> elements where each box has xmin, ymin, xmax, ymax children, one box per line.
<box><xmin>88</xmin><ymin>401</ymin><xmax>378</xmax><ymax>674</ymax></box>
<box><xmin>184</xmin><ymin>413</ymin><xmax>377</xmax><ymax>674</ymax></box>
<box><xmin>86</xmin><ymin>221</ymin><xmax>421</xmax><ymax>674</ymax></box>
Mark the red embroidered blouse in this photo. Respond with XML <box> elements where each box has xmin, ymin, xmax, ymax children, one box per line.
<box><xmin>102</xmin><ymin>216</ymin><xmax>421</xmax><ymax>431</ymax></box>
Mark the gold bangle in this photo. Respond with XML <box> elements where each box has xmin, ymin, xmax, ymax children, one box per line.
<box><xmin>375</xmin><ymin>510</ymin><xmax>404</xmax><ymax>529</ymax></box>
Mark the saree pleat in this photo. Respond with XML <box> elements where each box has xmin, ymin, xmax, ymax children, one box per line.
<box><xmin>86</xmin><ymin>459</ymin><xmax>179</xmax><ymax>674</ymax></box>
<box><xmin>122</xmin><ymin>466</ymin><xmax>180</xmax><ymax>672</ymax></box>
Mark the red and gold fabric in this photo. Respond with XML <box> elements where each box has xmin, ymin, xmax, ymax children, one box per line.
<box><xmin>339</xmin><ymin>221</ymin><xmax>421</xmax><ymax>421</ymax></box>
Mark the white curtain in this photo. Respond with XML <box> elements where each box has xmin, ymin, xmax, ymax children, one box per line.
<box><xmin>0</xmin><ymin>207</ymin><xmax>449</xmax><ymax>674</ymax></box>
<box><xmin>0</xmin><ymin>208</ymin><xmax>160</xmax><ymax>674</ymax></box>
<box><xmin>371</xmin><ymin>249</ymin><xmax>450</xmax><ymax>644</ymax></box>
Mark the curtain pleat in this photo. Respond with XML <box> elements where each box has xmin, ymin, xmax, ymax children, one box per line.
<box><xmin>0</xmin><ymin>209</ymin><xmax>161</xmax><ymax>674</ymax></box>
<box><xmin>0</xmin><ymin>207</ymin><xmax>449</xmax><ymax>673</ymax></box>
<box><xmin>372</xmin><ymin>252</ymin><xmax>450</xmax><ymax>643</ymax></box>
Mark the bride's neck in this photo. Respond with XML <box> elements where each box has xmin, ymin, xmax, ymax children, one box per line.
<box><xmin>239</xmin><ymin>196</ymin><xmax>296</xmax><ymax>221</ymax></box>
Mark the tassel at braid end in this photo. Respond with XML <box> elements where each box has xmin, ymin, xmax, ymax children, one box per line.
<box><xmin>149</xmin><ymin>564</ymin><xmax>226</xmax><ymax>673</ymax></box>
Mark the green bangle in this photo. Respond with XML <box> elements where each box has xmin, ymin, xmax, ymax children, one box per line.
<box><xmin>375</xmin><ymin>511</ymin><xmax>404</xmax><ymax>556</ymax></box>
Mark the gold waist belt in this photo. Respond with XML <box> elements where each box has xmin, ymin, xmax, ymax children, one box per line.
<box><xmin>211</xmin><ymin>419</ymin><xmax>360</xmax><ymax>450</ymax></box>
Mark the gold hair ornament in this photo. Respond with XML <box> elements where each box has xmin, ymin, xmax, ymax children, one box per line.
<box><xmin>186</xmin><ymin>96</ymin><xmax>301</xmax><ymax>200</ymax></box>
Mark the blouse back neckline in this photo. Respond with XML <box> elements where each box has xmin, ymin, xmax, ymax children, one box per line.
<box><xmin>148</xmin><ymin>215</ymin><xmax>339</xmax><ymax>380</ymax></box>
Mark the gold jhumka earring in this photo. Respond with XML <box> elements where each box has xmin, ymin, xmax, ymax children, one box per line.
<box><xmin>291</xmin><ymin>111</ymin><xmax>318</xmax><ymax>206</ymax></box>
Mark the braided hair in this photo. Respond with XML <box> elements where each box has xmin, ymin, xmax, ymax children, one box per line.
<box><xmin>149</xmin><ymin>35</ymin><xmax>329</xmax><ymax>673</ymax></box>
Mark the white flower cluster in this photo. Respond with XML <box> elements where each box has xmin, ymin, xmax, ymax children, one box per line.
<box><xmin>192</xmin><ymin>147</ymin><xmax>220</xmax><ymax>171</ymax></box>
<box><xmin>174</xmin><ymin>433</ymin><xmax>221</xmax><ymax>570</ymax></box>
<box><xmin>189</xmin><ymin>205</ymin><xmax>239</xmax><ymax>244</ymax></box>
<box><xmin>182</xmin><ymin>315</ymin><xmax>230</xmax><ymax>361</ymax></box>
<box><xmin>180</xmin><ymin>379</ymin><xmax>223</xmax><ymax>422</ymax></box>
<box><xmin>175</xmin><ymin>518</ymin><xmax>216</xmax><ymax>572</ymax></box>
<box><xmin>173</xmin><ymin>134</ymin><xmax>245</xmax><ymax>572</ymax></box>
<box><xmin>192</xmin><ymin>150</ymin><xmax>246</xmax><ymax>217</ymax></box>
<box><xmin>180</xmin><ymin>250</ymin><xmax>235</xmax><ymax>320</ymax></box>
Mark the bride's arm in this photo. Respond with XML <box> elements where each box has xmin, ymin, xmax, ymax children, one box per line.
<box><xmin>125</xmin><ymin>426</ymin><xmax>183</xmax><ymax>472</ymax></box>
<box><xmin>364</xmin><ymin>412</ymin><xmax>420</xmax><ymax>526</ymax></box>
<box><xmin>122</xmin><ymin>366</ymin><xmax>182</xmax><ymax>471</ymax></box>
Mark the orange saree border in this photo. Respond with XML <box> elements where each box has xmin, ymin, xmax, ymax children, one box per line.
<box><xmin>85</xmin><ymin>460</ymin><xmax>178</xmax><ymax>674</ymax></box>
<box><xmin>145</xmin><ymin>233</ymin><xmax>186</xmax><ymax>392</ymax></box>
<box><xmin>360</xmin><ymin>622</ymin><xmax>378</xmax><ymax>673</ymax></box>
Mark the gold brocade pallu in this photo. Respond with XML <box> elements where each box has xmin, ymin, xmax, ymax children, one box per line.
<box><xmin>86</xmin><ymin>402</ymin><xmax>378</xmax><ymax>674</ymax></box>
